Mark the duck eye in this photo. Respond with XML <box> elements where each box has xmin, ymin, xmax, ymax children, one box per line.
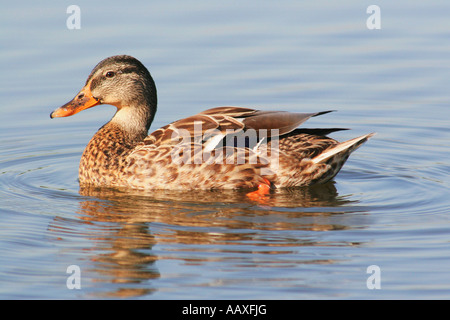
<box><xmin>105</xmin><ymin>71</ymin><xmax>115</xmax><ymax>78</ymax></box>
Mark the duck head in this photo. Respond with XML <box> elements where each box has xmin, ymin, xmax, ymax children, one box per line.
<box><xmin>50</xmin><ymin>55</ymin><xmax>157</xmax><ymax>133</ymax></box>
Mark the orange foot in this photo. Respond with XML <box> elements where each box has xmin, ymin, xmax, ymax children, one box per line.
<box><xmin>246</xmin><ymin>178</ymin><xmax>272</xmax><ymax>201</ymax></box>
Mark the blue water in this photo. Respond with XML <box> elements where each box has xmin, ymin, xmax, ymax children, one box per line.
<box><xmin>1</xmin><ymin>0</ymin><xmax>450</xmax><ymax>299</ymax></box>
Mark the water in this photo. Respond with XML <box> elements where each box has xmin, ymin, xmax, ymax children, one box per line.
<box><xmin>1</xmin><ymin>0</ymin><xmax>450</xmax><ymax>299</ymax></box>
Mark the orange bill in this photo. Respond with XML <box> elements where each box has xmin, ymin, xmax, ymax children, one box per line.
<box><xmin>50</xmin><ymin>86</ymin><xmax>100</xmax><ymax>118</ymax></box>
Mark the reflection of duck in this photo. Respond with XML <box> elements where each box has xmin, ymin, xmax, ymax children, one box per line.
<box><xmin>77</xmin><ymin>182</ymin><xmax>358</xmax><ymax>239</ymax></box>
<box><xmin>51</xmin><ymin>55</ymin><xmax>374</xmax><ymax>196</ymax></box>
<box><xmin>55</xmin><ymin>182</ymin><xmax>361</xmax><ymax>297</ymax></box>
<box><xmin>78</xmin><ymin>181</ymin><xmax>351</xmax><ymax>213</ymax></box>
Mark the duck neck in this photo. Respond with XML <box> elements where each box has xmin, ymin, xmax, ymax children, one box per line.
<box><xmin>78</xmin><ymin>101</ymin><xmax>156</xmax><ymax>186</ymax></box>
<box><xmin>110</xmin><ymin>105</ymin><xmax>152</xmax><ymax>140</ymax></box>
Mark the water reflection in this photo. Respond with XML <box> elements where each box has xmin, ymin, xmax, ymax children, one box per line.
<box><xmin>50</xmin><ymin>183</ymin><xmax>361</xmax><ymax>297</ymax></box>
<box><xmin>78</xmin><ymin>181</ymin><xmax>355</xmax><ymax>232</ymax></box>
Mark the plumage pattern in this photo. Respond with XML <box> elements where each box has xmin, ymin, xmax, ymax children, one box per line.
<box><xmin>50</xmin><ymin>55</ymin><xmax>374</xmax><ymax>192</ymax></box>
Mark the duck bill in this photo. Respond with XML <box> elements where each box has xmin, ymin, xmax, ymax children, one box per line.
<box><xmin>50</xmin><ymin>86</ymin><xmax>100</xmax><ymax>118</ymax></box>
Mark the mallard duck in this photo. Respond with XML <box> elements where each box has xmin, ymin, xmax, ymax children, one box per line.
<box><xmin>50</xmin><ymin>55</ymin><xmax>374</xmax><ymax>197</ymax></box>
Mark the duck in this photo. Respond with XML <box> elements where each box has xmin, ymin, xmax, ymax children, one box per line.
<box><xmin>50</xmin><ymin>55</ymin><xmax>374</xmax><ymax>197</ymax></box>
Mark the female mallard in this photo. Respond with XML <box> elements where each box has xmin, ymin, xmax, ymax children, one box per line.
<box><xmin>50</xmin><ymin>55</ymin><xmax>374</xmax><ymax>196</ymax></box>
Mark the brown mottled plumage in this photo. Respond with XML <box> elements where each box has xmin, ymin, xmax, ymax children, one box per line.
<box><xmin>50</xmin><ymin>55</ymin><xmax>374</xmax><ymax>192</ymax></box>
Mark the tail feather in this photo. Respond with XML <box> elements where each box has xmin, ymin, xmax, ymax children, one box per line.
<box><xmin>312</xmin><ymin>132</ymin><xmax>376</xmax><ymax>164</ymax></box>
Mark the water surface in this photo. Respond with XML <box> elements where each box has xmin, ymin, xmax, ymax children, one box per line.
<box><xmin>1</xmin><ymin>0</ymin><xmax>450</xmax><ymax>299</ymax></box>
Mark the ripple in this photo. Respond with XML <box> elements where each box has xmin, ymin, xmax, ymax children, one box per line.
<box><xmin>0</xmin><ymin>132</ymin><xmax>82</xmax><ymax>219</ymax></box>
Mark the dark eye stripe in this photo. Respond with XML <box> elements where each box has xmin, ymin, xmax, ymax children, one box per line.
<box><xmin>90</xmin><ymin>76</ymin><xmax>101</xmax><ymax>91</ymax></box>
